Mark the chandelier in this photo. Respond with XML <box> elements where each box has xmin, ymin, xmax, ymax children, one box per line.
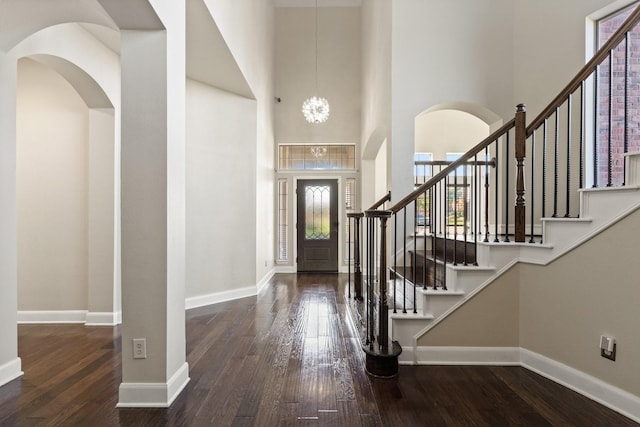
<box><xmin>302</xmin><ymin>96</ymin><xmax>330</xmax><ymax>124</ymax></box>
<box><xmin>302</xmin><ymin>0</ymin><xmax>330</xmax><ymax>124</ymax></box>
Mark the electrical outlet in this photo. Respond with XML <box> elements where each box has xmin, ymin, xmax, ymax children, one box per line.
<box><xmin>133</xmin><ymin>338</ymin><xmax>147</xmax><ymax>359</ymax></box>
<box><xmin>599</xmin><ymin>335</ymin><xmax>616</xmax><ymax>361</ymax></box>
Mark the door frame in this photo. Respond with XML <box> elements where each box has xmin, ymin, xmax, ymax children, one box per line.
<box><xmin>293</xmin><ymin>175</ymin><xmax>344</xmax><ymax>273</ymax></box>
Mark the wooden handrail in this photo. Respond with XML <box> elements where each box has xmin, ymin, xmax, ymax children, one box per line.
<box><xmin>526</xmin><ymin>3</ymin><xmax>640</xmax><ymax>136</ymax></box>
<box><xmin>390</xmin><ymin>118</ymin><xmax>516</xmax><ymax>213</ymax></box>
<box><xmin>415</xmin><ymin>160</ymin><xmax>496</xmax><ymax>167</ymax></box>
<box><xmin>368</xmin><ymin>190</ymin><xmax>391</xmax><ymax>210</ymax></box>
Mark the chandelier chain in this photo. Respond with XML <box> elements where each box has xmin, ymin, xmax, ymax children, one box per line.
<box><xmin>302</xmin><ymin>0</ymin><xmax>330</xmax><ymax>123</ymax></box>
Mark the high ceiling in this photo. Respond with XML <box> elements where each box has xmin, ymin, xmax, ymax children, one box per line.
<box><xmin>273</xmin><ymin>0</ymin><xmax>361</xmax><ymax>7</ymax></box>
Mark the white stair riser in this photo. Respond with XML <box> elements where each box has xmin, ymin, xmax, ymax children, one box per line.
<box><xmin>391</xmin><ymin>317</ymin><xmax>434</xmax><ymax>345</ymax></box>
<box><xmin>443</xmin><ymin>267</ymin><xmax>495</xmax><ymax>294</ymax></box>
<box><xmin>389</xmin><ymin>185</ymin><xmax>640</xmax><ymax>351</ymax></box>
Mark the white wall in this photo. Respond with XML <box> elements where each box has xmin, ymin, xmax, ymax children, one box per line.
<box><xmin>186</xmin><ymin>79</ymin><xmax>257</xmax><ymax>298</ymax></box>
<box><xmin>10</xmin><ymin>24</ymin><xmax>121</xmax><ymax>320</ymax></box>
<box><xmin>275</xmin><ymin>6</ymin><xmax>361</xmax><ymax>144</ymax></box>
<box><xmin>513</xmin><ymin>0</ymin><xmax>627</xmax><ymax>120</ymax></box>
<box><xmin>360</xmin><ymin>1</ymin><xmax>390</xmax><ymax>146</ymax></box>
<box><xmin>0</xmin><ymin>16</ymin><xmax>120</xmax><ymax>388</ymax></box>
<box><xmin>519</xmin><ymin>209</ymin><xmax>640</xmax><ymax>398</ymax></box>
<box><xmin>421</xmin><ymin>208</ymin><xmax>640</xmax><ymax>400</ymax></box>
<box><xmin>204</xmin><ymin>0</ymin><xmax>275</xmax><ymax>284</ymax></box>
<box><xmin>88</xmin><ymin>108</ymin><xmax>118</xmax><ymax>316</ymax></box>
<box><xmin>0</xmin><ymin>50</ymin><xmax>21</xmax><ymax>386</ymax></box>
<box><xmin>361</xmin><ymin>0</ymin><xmax>391</xmax><ymax>208</ymax></box>
<box><xmin>389</xmin><ymin>0</ymin><xmax>515</xmax><ymax>208</ymax></box>
<box><xmin>415</xmin><ymin>110</ymin><xmax>490</xmax><ymax>159</ymax></box>
<box><xmin>374</xmin><ymin>139</ymin><xmax>387</xmax><ymax>201</ymax></box>
<box><xmin>16</xmin><ymin>58</ymin><xmax>89</xmax><ymax>310</ymax></box>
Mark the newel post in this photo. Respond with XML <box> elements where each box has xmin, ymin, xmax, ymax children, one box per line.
<box><xmin>362</xmin><ymin>209</ymin><xmax>401</xmax><ymax>378</ymax></box>
<box><xmin>515</xmin><ymin>104</ymin><xmax>527</xmax><ymax>242</ymax></box>
<box><xmin>376</xmin><ymin>211</ymin><xmax>390</xmax><ymax>352</ymax></box>
<box><xmin>348</xmin><ymin>212</ymin><xmax>364</xmax><ymax>300</ymax></box>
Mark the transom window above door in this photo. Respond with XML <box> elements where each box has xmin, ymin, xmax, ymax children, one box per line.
<box><xmin>278</xmin><ymin>144</ymin><xmax>356</xmax><ymax>170</ymax></box>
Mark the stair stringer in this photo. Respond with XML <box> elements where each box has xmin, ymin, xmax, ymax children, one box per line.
<box><xmin>393</xmin><ymin>185</ymin><xmax>640</xmax><ymax>365</ymax></box>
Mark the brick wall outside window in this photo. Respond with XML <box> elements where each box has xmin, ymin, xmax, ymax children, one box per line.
<box><xmin>597</xmin><ymin>4</ymin><xmax>640</xmax><ymax>186</ymax></box>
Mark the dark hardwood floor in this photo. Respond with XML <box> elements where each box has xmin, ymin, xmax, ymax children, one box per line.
<box><xmin>0</xmin><ymin>273</ymin><xmax>637</xmax><ymax>426</ymax></box>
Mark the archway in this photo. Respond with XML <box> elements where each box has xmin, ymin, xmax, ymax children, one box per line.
<box><xmin>0</xmin><ymin>16</ymin><xmax>122</xmax><ymax>389</ymax></box>
<box><xmin>414</xmin><ymin>102</ymin><xmax>502</xmax><ymax>159</ymax></box>
<box><xmin>16</xmin><ymin>54</ymin><xmax>119</xmax><ymax>325</ymax></box>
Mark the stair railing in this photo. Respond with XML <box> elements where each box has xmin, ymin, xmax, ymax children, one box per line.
<box><xmin>353</xmin><ymin>3</ymin><xmax>640</xmax><ymax>377</ymax></box>
<box><xmin>388</xmin><ymin>110</ymin><xmax>524</xmax><ymax>305</ymax></box>
<box><xmin>523</xmin><ymin>4</ymin><xmax>640</xmax><ymax>242</ymax></box>
<box><xmin>347</xmin><ymin>191</ymin><xmax>390</xmax><ymax>301</ymax></box>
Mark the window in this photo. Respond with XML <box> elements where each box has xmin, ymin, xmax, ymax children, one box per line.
<box><xmin>414</xmin><ymin>153</ymin><xmax>432</xmax><ymax>228</ymax></box>
<box><xmin>445</xmin><ymin>153</ymin><xmax>468</xmax><ymax>227</ymax></box>
<box><xmin>304</xmin><ymin>184</ymin><xmax>331</xmax><ymax>240</ymax></box>
<box><xmin>277</xmin><ymin>179</ymin><xmax>288</xmax><ymax>262</ymax></box>
<box><xmin>344</xmin><ymin>178</ymin><xmax>357</xmax><ymax>263</ymax></box>
<box><xmin>278</xmin><ymin>144</ymin><xmax>356</xmax><ymax>170</ymax></box>
<box><xmin>596</xmin><ymin>3</ymin><xmax>640</xmax><ymax>186</ymax></box>
<box><xmin>414</xmin><ymin>152</ymin><xmax>432</xmax><ymax>185</ymax></box>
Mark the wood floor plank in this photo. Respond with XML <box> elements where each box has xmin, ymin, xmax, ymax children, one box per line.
<box><xmin>0</xmin><ymin>273</ymin><xmax>636</xmax><ymax>426</ymax></box>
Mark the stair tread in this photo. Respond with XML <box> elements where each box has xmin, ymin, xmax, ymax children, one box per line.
<box><xmin>390</xmin><ymin>312</ymin><xmax>434</xmax><ymax>320</ymax></box>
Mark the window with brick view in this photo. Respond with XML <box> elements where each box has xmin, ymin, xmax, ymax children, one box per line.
<box><xmin>597</xmin><ymin>2</ymin><xmax>640</xmax><ymax>186</ymax></box>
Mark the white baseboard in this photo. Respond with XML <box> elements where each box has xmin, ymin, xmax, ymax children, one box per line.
<box><xmin>0</xmin><ymin>357</ymin><xmax>23</xmax><ymax>388</ymax></box>
<box><xmin>256</xmin><ymin>268</ymin><xmax>276</xmax><ymax>294</ymax></box>
<box><xmin>17</xmin><ymin>310</ymin><xmax>121</xmax><ymax>326</ymax></box>
<box><xmin>406</xmin><ymin>346</ymin><xmax>521</xmax><ymax>366</ymax></box>
<box><xmin>85</xmin><ymin>311</ymin><xmax>122</xmax><ymax>326</ymax></box>
<box><xmin>185</xmin><ymin>286</ymin><xmax>257</xmax><ymax>310</ymax></box>
<box><xmin>521</xmin><ymin>349</ymin><xmax>640</xmax><ymax>424</ymax></box>
<box><xmin>275</xmin><ymin>265</ymin><xmax>296</xmax><ymax>273</ymax></box>
<box><xmin>17</xmin><ymin>310</ymin><xmax>87</xmax><ymax>324</ymax></box>
<box><xmin>117</xmin><ymin>362</ymin><xmax>190</xmax><ymax>408</ymax></box>
<box><xmin>405</xmin><ymin>346</ymin><xmax>640</xmax><ymax>423</ymax></box>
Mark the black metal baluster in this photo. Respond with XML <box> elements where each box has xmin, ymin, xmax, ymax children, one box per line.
<box><xmin>504</xmin><ymin>132</ymin><xmax>510</xmax><ymax>242</ymax></box>
<box><xmin>366</xmin><ymin>216</ymin><xmax>372</xmax><ymax>347</ymax></box>
<box><xmin>484</xmin><ymin>146</ymin><xmax>490</xmax><ymax>242</ymax></box>
<box><xmin>580</xmin><ymin>81</ymin><xmax>585</xmax><ymax>192</ymax></box>
<box><xmin>594</xmin><ymin>65</ymin><xmax>599</xmax><ymax>188</ymax></box>
<box><xmin>438</xmin><ymin>166</ymin><xmax>443</xmax><ymax>236</ymax></box>
<box><xmin>566</xmin><ymin>95</ymin><xmax>572</xmax><ymax>217</ymax></box>
<box><xmin>463</xmin><ymin>164</ymin><xmax>469</xmax><ymax>265</ymax></box>
<box><xmin>422</xmin><ymin>190</ymin><xmax>427</xmax><ymax>292</ymax></box>
<box><xmin>347</xmin><ymin>215</ymin><xmax>351</xmax><ymax>298</ymax></box>
<box><xmin>392</xmin><ymin>212</ymin><xmax>397</xmax><ymax>314</ymax></box>
<box><xmin>624</xmin><ymin>32</ymin><xmax>629</xmax><ymax>186</ymax></box>
<box><xmin>553</xmin><ymin>108</ymin><xmax>559</xmax><ymax>217</ymax></box>
<box><xmin>402</xmin><ymin>208</ymin><xmax>407</xmax><ymax>314</ymax></box>
<box><xmin>464</xmin><ymin>153</ymin><xmax>478</xmax><ymax>265</ymax></box>
<box><xmin>402</xmin><ymin>206</ymin><xmax>416</xmax><ymax>313</ymax></box>
<box><xmin>494</xmin><ymin>139</ymin><xmax>500</xmax><ymax>242</ymax></box>
<box><xmin>442</xmin><ymin>175</ymin><xmax>448</xmax><ymax>290</ymax></box>
<box><xmin>453</xmin><ymin>168</ymin><xmax>458</xmax><ymax>265</ymax></box>
<box><xmin>431</xmin><ymin>184</ymin><xmax>437</xmax><ymax>289</ymax></box>
<box><xmin>542</xmin><ymin>119</ymin><xmax>548</xmax><ymax>223</ymax></box>
<box><xmin>530</xmin><ymin>131</ymin><xmax>536</xmax><ymax>243</ymax></box>
<box><xmin>608</xmin><ymin>52</ymin><xmax>613</xmax><ymax>187</ymax></box>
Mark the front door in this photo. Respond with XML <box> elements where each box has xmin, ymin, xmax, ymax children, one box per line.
<box><xmin>296</xmin><ymin>179</ymin><xmax>338</xmax><ymax>272</ymax></box>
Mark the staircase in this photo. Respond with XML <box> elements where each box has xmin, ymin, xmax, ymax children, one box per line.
<box><xmin>345</xmin><ymin>4</ymin><xmax>640</xmax><ymax>378</ymax></box>
<box><xmin>389</xmin><ymin>161</ymin><xmax>640</xmax><ymax>363</ymax></box>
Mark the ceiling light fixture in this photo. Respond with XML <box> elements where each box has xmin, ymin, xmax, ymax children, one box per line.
<box><xmin>302</xmin><ymin>0</ymin><xmax>330</xmax><ymax>124</ymax></box>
